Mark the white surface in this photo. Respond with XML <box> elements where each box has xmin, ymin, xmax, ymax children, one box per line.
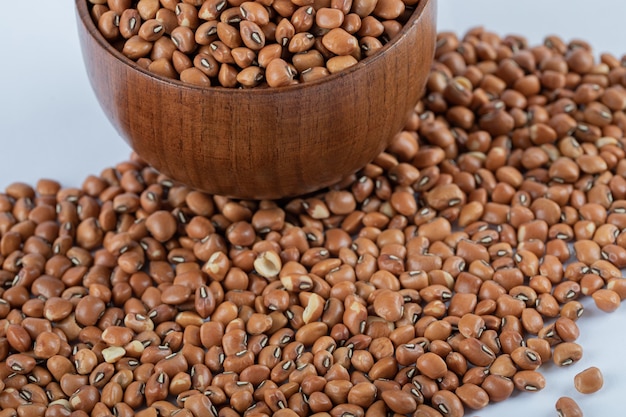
<box><xmin>1</xmin><ymin>2</ymin><xmax>626</xmax><ymax>416</ymax></box>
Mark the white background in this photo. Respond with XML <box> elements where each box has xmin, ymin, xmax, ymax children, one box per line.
<box><xmin>1</xmin><ymin>1</ymin><xmax>626</xmax><ymax>416</ymax></box>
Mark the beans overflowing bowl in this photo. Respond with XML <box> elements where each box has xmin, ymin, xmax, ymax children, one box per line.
<box><xmin>75</xmin><ymin>0</ymin><xmax>437</xmax><ymax>199</ymax></box>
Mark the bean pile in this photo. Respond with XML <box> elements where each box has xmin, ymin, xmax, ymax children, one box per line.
<box><xmin>87</xmin><ymin>0</ymin><xmax>415</xmax><ymax>87</ymax></box>
<box><xmin>2</xmin><ymin>26</ymin><xmax>626</xmax><ymax>417</ymax></box>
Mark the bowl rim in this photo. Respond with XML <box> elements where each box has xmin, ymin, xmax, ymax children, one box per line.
<box><xmin>76</xmin><ymin>0</ymin><xmax>432</xmax><ymax>94</ymax></box>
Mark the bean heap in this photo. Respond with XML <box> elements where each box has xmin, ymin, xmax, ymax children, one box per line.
<box><xmin>2</xmin><ymin>27</ymin><xmax>626</xmax><ymax>417</ymax></box>
<box><xmin>88</xmin><ymin>0</ymin><xmax>415</xmax><ymax>87</ymax></box>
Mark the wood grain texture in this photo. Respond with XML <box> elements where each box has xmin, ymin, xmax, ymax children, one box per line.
<box><xmin>75</xmin><ymin>0</ymin><xmax>437</xmax><ymax>199</ymax></box>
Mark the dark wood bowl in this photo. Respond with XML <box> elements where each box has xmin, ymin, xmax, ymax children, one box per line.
<box><xmin>76</xmin><ymin>0</ymin><xmax>436</xmax><ymax>199</ymax></box>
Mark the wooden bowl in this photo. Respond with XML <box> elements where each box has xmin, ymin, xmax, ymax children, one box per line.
<box><xmin>76</xmin><ymin>0</ymin><xmax>437</xmax><ymax>199</ymax></box>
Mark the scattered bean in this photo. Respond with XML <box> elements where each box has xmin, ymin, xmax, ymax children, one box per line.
<box><xmin>556</xmin><ymin>396</ymin><xmax>584</xmax><ymax>417</ymax></box>
<box><xmin>574</xmin><ymin>366</ymin><xmax>604</xmax><ymax>394</ymax></box>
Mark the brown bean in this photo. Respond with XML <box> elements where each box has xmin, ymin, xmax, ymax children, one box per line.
<box><xmin>240</xmin><ymin>20</ymin><xmax>265</xmax><ymax>50</ymax></box>
<box><xmin>555</xmin><ymin>396</ymin><xmax>584</xmax><ymax>417</ymax></box>
<box><xmin>326</xmin><ymin>55</ymin><xmax>358</xmax><ymax>74</ymax></box>
<box><xmin>321</xmin><ymin>28</ymin><xmax>358</xmax><ymax>56</ymax></box>
<box><xmin>6</xmin><ymin>325</ymin><xmax>31</xmax><ymax>353</ymax></box>
<box><xmin>481</xmin><ymin>374</ymin><xmax>514</xmax><ymax>402</ymax></box>
<box><xmin>430</xmin><ymin>390</ymin><xmax>464</xmax><ymax>417</ymax></box>
<box><xmin>574</xmin><ymin>366</ymin><xmax>604</xmax><ymax>394</ymax></box>
<box><xmin>381</xmin><ymin>389</ymin><xmax>417</xmax><ymax>414</ymax></box>
<box><xmin>265</xmin><ymin>58</ymin><xmax>297</xmax><ymax>88</ymax></box>
<box><xmin>415</xmin><ymin>352</ymin><xmax>447</xmax><ymax>379</ymax></box>
<box><xmin>456</xmin><ymin>383</ymin><xmax>490</xmax><ymax>410</ymax></box>
<box><xmin>592</xmin><ymin>288</ymin><xmax>621</xmax><ymax>312</ymax></box>
<box><xmin>513</xmin><ymin>370</ymin><xmax>546</xmax><ymax>392</ymax></box>
<box><xmin>552</xmin><ymin>342</ymin><xmax>584</xmax><ymax>366</ymax></box>
<box><xmin>510</xmin><ymin>346</ymin><xmax>542</xmax><ymax>370</ymax></box>
<box><xmin>69</xmin><ymin>385</ymin><xmax>100</xmax><ymax>413</ymax></box>
<box><xmin>458</xmin><ymin>337</ymin><xmax>496</xmax><ymax>367</ymax></box>
<box><xmin>295</xmin><ymin>322</ymin><xmax>328</xmax><ymax>346</ymax></box>
<box><xmin>145</xmin><ymin>210</ymin><xmax>177</xmax><ymax>242</ymax></box>
<box><xmin>75</xmin><ymin>296</ymin><xmax>106</xmax><ymax>327</ymax></box>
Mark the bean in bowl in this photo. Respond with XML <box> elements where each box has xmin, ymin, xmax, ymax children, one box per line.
<box><xmin>88</xmin><ymin>0</ymin><xmax>418</xmax><ymax>87</ymax></box>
